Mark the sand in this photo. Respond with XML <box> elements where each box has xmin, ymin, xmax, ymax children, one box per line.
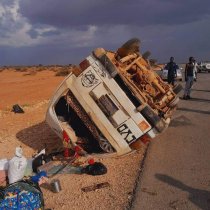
<box><xmin>0</xmin><ymin>67</ymin><xmax>146</xmax><ymax>210</ymax></box>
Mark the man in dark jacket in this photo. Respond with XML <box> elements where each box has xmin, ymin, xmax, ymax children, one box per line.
<box><xmin>165</xmin><ymin>57</ymin><xmax>178</xmax><ymax>86</ymax></box>
<box><xmin>183</xmin><ymin>57</ymin><xmax>195</xmax><ymax>99</ymax></box>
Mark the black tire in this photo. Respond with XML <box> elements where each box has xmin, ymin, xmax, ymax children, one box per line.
<box><xmin>173</xmin><ymin>84</ymin><xmax>183</xmax><ymax>94</ymax></box>
<box><xmin>117</xmin><ymin>38</ymin><xmax>140</xmax><ymax>57</ymax></box>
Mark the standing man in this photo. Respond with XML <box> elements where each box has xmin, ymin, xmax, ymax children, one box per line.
<box><xmin>183</xmin><ymin>57</ymin><xmax>195</xmax><ymax>99</ymax></box>
<box><xmin>165</xmin><ymin>57</ymin><xmax>178</xmax><ymax>86</ymax></box>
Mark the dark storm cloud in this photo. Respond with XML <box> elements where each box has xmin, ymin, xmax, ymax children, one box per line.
<box><xmin>19</xmin><ymin>0</ymin><xmax>210</xmax><ymax>28</ymax></box>
<box><xmin>1</xmin><ymin>0</ymin><xmax>210</xmax><ymax>65</ymax></box>
<box><xmin>1</xmin><ymin>0</ymin><xmax>16</xmax><ymax>7</ymax></box>
<box><xmin>27</xmin><ymin>29</ymin><xmax>38</xmax><ymax>39</ymax></box>
<box><xmin>0</xmin><ymin>44</ymin><xmax>90</xmax><ymax>65</ymax></box>
<box><xmin>137</xmin><ymin>17</ymin><xmax>210</xmax><ymax>63</ymax></box>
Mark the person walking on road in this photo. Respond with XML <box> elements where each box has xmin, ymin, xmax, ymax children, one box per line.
<box><xmin>165</xmin><ymin>57</ymin><xmax>178</xmax><ymax>86</ymax></box>
<box><xmin>183</xmin><ymin>57</ymin><xmax>195</xmax><ymax>100</ymax></box>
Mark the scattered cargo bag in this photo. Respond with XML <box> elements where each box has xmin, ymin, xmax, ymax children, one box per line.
<box><xmin>0</xmin><ymin>159</ymin><xmax>8</xmax><ymax>170</ymax></box>
<box><xmin>0</xmin><ymin>180</ymin><xmax>44</xmax><ymax>209</ymax></box>
<box><xmin>81</xmin><ymin>162</ymin><xmax>107</xmax><ymax>176</ymax></box>
<box><xmin>12</xmin><ymin>104</ymin><xmax>24</xmax><ymax>113</ymax></box>
<box><xmin>8</xmin><ymin>150</ymin><xmax>27</xmax><ymax>184</ymax></box>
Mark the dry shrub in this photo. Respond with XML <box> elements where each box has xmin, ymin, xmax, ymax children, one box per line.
<box><xmin>0</xmin><ymin>66</ymin><xmax>9</xmax><ymax>72</ymax></box>
<box><xmin>55</xmin><ymin>67</ymin><xmax>72</xmax><ymax>76</ymax></box>
<box><xmin>14</xmin><ymin>66</ymin><xmax>28</xmax><ymax>72</ymax></box>
<box><xmin>35</xmin><ymin>66</ymin><xmax>47</xmax><ymax>72</ymax></box>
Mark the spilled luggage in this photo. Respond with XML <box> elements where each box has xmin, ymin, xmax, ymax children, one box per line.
<box><xmin>0</xmin><ymin>180</ymin><xmax>44</xmax><ymax>209</ymax></box>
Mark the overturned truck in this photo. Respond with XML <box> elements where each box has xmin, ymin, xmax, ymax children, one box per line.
<box><xmin>46</xmin><ymin>38</ymin><xmax>181</xmax><ymax>156</ymax></box>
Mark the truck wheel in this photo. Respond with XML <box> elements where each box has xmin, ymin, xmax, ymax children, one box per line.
<box><xmin>99</xmin><ymin>137</ymin><xmax>115</xmax><ymax>153</ymax></box>
<box><xmin>173</xmin><ymin>84</ymin><xmax>182</xmax><ymax>94</ymax></box>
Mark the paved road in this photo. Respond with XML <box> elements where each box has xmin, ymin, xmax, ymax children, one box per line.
<box><xmin>132</xmin><ymin>73</ymin><xmax>210</xmax><ymax>210</ymax></box>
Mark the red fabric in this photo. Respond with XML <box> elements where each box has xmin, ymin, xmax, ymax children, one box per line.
<box><xmin>63</xmin><ymin>130</ymin><xmax>70</xmax><ymax>143</ymax></box>
<box><xmin>64</xmin><ymin>148</ymin><xmax>70</xmax><ymax>157</ymax></box>
<box><xmin>88</xmin><ymin>158</ymin><xmax>95</xmax><ymax>165</ymax></box>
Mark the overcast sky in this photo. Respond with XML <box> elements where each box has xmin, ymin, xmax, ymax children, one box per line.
<box><xmin>0</xmin><ymin>0</ymin><xmax>210</xmax><ymax>65</ymax></box>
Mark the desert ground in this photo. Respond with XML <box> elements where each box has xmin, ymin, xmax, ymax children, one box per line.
<box><xmin>0</xmin><ymin>67</ymin><xmax>147</xmax><ymax>210</ymax></box>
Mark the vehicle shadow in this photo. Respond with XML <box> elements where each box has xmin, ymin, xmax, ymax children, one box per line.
<box><xmin>189</xmin><ymin>97</ymin><xmax>210</xmax><ymax>103</ymax></box>
<box><xmin>155</xmin><ymin>174</ymin><xmax>210</xmax><ymax>210</ymax></box>
<box><xmin>177</xmin><ymin>107</ymin><xmax>210</xmax><ymax>115</ymax></box>
<box><xmin>16</xmin><ymin>121</ymin><xmax>63</xmax><ymax>152</ymax></box>
<box><xmin>169</xmin><ymin>115</ymin><xmax>192</xmax><ymax>127</ymax></box>
<box><xmin>192</xmin><ymin>89</ymin><xmax>210</xmax><ymax>93</ymax></box>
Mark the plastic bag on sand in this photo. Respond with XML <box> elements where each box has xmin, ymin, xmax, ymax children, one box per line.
<box><xmin>0</xmin><ymin>159</ymin><xmax>8</xmax><ymax>170</ymax></box>
<box><xmin>24</xmin><ymin>159</ymin><xmax>33</xmax><ymax>177</ymax></box>
<box><xmin>8</xmin><ymin>147</ymin><xmax>27</xmax><ymax>184</ymax></box>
